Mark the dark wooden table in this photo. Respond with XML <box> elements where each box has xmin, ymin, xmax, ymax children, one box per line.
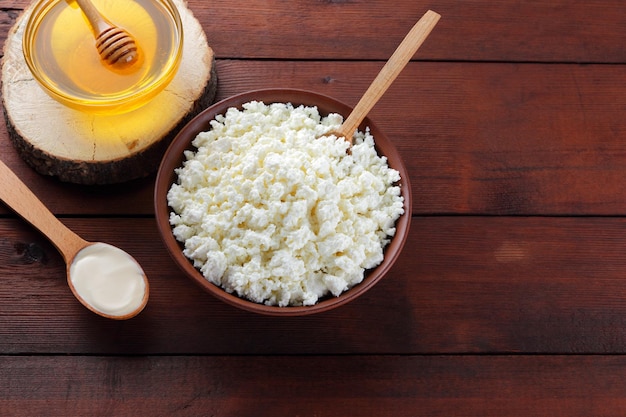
<box><xmin>3</xmin><ymin>0</ymin><xmax>626</xmax><ymax>415</ymax></box>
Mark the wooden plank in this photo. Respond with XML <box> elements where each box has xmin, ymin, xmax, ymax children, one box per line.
<box><xmin>2</xmin><ymin>60</ymin><xmax>626</xmax><ymax>216</ymax></box>
<box><xmin>174</xmin><ymin>0</ymin><xmax>626</xmax><ymax>63</ymax></box>
<box><xmin>2</xmin><ymin>0</ymin><xmax>626</xmax><ymax>63</ymax></box>
<box><xmin>2</xmin><ymin>216</ymin><xmax>626</xmax><ymax>355</ymax></box>
<box><xmin>199</xmin><ymin>0</ymin><xmax>626</xmax><ymax>63</ymax></box>
<box><xmin>214</xmin><ymin>60</ymin><xmax>626</xmax><ymax>215</ymax></box>
<box><xmin>2</xmin><ymin>355</ymin><xmax>626</xmax><ymax>416</ymax></box>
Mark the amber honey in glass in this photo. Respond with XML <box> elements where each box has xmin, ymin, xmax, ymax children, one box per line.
<box><xmin>23</xmin><ymin>0</ymin><xmax>182</xmax><ymax>114</ymax></box>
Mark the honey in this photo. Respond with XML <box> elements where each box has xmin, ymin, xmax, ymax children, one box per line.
<box><xmin>23</xmin><ymin>0</ymin><xmax>183</xmax><ymax>114</ymax></box>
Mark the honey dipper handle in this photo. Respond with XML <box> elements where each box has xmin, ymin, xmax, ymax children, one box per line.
<box><xmin>74</xmin><ymin>0</ymin><xmax>112</xmax><ymax>36</ymax></box>
<box><xmin>0</xmin><ymin>160</ymin><xmax>88</xmax><ymax>263</ymax></box>
<box><xmin>338</xmin><ymin>10</ymin><xmax>441</xmax><ymax>143</ymax></box>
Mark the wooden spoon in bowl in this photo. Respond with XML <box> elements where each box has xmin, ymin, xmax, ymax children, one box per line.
<box><xmin>0</xmin><ymin>160</ymin><xmax>149</xmax><ymax>320</ymax></box>
<box><xmin>327</xmin><ymin>10</ymin><xmax>441</xmax><ymax>145</ymax></box>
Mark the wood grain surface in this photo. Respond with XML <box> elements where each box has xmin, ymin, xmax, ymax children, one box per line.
<box><xmin>1</xmin><ymin>0</ymin><xmax>626</xmax><ymax>415</ymax></box>
<box><xmin>3</xmin><ymin>355</ymin><xmax>626</xmax><ymax>417</ymax></box>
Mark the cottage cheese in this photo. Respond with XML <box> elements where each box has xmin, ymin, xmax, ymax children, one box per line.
<box><xmin>167</xmin><ymin>101</ymin><xmax>404</xmax><ymax>307</ymax></box>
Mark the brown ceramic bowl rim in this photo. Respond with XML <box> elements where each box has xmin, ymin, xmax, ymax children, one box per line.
<box><xmin>154</xmin><ymin>88</ymin><xmax>412</xmax><ymax>316</ymax></box>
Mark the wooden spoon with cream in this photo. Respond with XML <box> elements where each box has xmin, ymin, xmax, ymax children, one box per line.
<box><xmin>0</xmin><ymin>160</ymin><xmax>149</xmax><ymax>319</ymax></box>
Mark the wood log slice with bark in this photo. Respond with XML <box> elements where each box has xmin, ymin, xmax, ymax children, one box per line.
<box><xmin>1</xmin><ymin>0</ymin><xmax>217</xmax><ymax>185</ymax></box>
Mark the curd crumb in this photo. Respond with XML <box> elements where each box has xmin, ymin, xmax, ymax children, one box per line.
<box><xmin>167</xmin><ymin>101</ymin><xmax>404</xmax><ymax>306</ymax></box>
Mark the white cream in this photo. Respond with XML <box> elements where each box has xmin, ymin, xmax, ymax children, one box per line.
<box><xmin>69</xmin><ymin>243</ymin><xmax>147</xmax><ymax>317</ymax></box>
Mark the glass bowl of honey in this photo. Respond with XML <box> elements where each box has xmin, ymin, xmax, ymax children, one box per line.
<box><xmin>22</xmin><ymin>0</ymin><xmax>183</xmax><ymax>115</ymax></box>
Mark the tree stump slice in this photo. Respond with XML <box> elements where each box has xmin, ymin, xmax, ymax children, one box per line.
<box><xmin>1</xmin><ymin>0</ymin><xmax>217</xmax><ymax>185</ymax></box>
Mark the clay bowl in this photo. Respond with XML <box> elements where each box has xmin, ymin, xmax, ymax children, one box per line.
<box><xmin>154</xmin><ymin>88</ymin><xmax>412</xmax><ymax>316</ymax></box>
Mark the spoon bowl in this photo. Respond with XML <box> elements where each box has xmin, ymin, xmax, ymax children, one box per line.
<box><xmin>0</xmin><ymin>160</ymin><xmax>149</xmax><ymax>319</ymax></box>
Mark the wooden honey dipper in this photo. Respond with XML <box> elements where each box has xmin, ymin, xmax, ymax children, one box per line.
<box><xmin>74</xmin><ymin>0</ymin><xmax>140</xmax><ymax>68</ymax></box>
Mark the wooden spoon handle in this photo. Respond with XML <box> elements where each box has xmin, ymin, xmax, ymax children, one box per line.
<box><xmin>338</xmin><ymin>10</ymin><xmax>441</xmax><ymax>143</ymax></box>
<box><xmin>0</xmin><ymin>161</ymin><xmax>88</xmax><ymax>263</ymax></box>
